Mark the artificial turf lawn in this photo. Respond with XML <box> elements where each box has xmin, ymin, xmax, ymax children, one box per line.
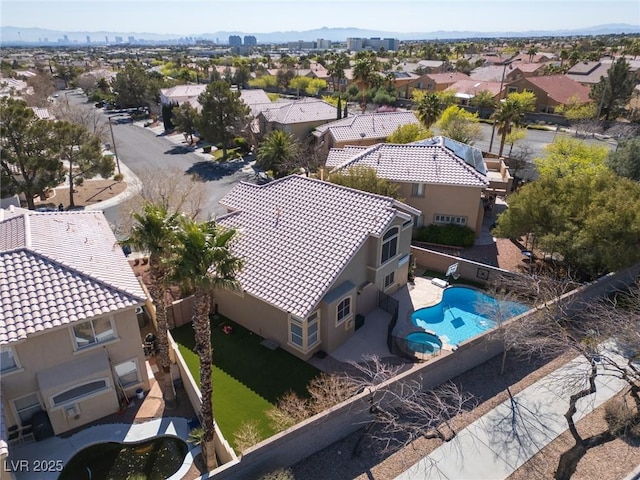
<box><xmin>171</xmin><ymin>316</ymin><xmax>320</xmax><ymax>447</ymax></box>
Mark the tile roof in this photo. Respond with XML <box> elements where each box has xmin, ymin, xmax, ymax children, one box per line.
<box><xmin>325</xmin><ymin>137</ymin><xmax>488</xmax><ymax>187</ymax></box>
<box><xmin>525</xmin><ymin>75</ymin><xmax>591</xmax><ymax>104</ymax></box>
<box><xmin>260</xmin><ymin>98</ymin><xmax>337</xmax><ymax>125</ymax></box>
<box><xmin>0</xmin><ymin>208</ymin><xmax>147</xmax><ymax>345</ymax></box>
<box><xmin>445</xmin><ymin>79</ymin><xmax>503</xmax><ymax>97</ymax></box>
<box><xmin>566</xmin><ymin>61</ymin><xmax>609</xmax><ymax>84</ymax></box>
<box><xmin>470</xmin><ymin>66</ymin><xmax>509</xmax><ymax>82</ymax></box>
<box><xmin>217</xmin><ymin>176</ymin><xmax>417</xmax><ymax>319</ymax></box>
<box><xmin>427</xmin><ymin>72</ymin><xmax>470</xmax><ymax>84</ymax></box>
<box><xmin>160</xmin><ymin>84</ymin><xmax>207</xmax><ymax>102</ymax></box>
<box><xmin>313</xmin><ymin>111</ymin><xmax>420</xmax><ymax>142</ymax></box>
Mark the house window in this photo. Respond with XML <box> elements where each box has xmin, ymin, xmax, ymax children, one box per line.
<box><xmin>1</xmin><ymin>346</ymin><xmax>19</xmax><ymax>373</ymax></box>
<box><xmin>12</xmin><ymin>393</ymin><xmax>43</xmax><ymax>425</ymax></box>
<box><xmin>336</xmin><ymin>297</ymin><xmax>352</xmax><ymax>325</ymax></box>
<box><xmin>507</xmin><ymin>86</ymin><xmax>517</xmax><ymax>94</ymax></box>
<box><xmin>384</xmin><ymin>272</ymin><xmax>395</xmax><ymax>289</ymax></box>
<box><xmin>72</xmin><ymin>317</ymin><xmax>116</xmax><ymax>350</ymax></box>
<box><xmin>381</xmin><ymin>227</ymin><xmax>399</xmax><ymax>264</ymax></box>
<box><xmin>414</xmin><ymin>215</ymin><xmax>424</xmax><ymax>228</ymax></box>
<box><xmin>411</xmin><ymin>183</ymin><xmax>425</xmax><ymax>197</ymax></box>
<box><xmin>51</xmin><ymin>379</ymin><xmax>109</xmax><ymax>407</ymax></box>
<box><xmin>434</xmin><ymin>214</ymin><xmax>467</xmax><ymax>226</ymax></box>
<box><xmin>114</xmin><ymin>359</ymin><xmax>140</xmax><ymax>388</ymax></box>
<box><xmin>289</xmin><ymin>311</ymin><xmax>320</xmax><ymax>351</ymax></box>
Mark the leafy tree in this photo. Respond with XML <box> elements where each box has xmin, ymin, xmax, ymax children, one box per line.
<box><xmin>535</xmin><ymin>137</ymin><xmax>609</xmax><ymax>179</ymax></box>
<box><xmin>171</xmin><ymin>218</ymin><xmax>243</xmax><ymax>471</ymax></box>
<box><xmin>387</xmin><ymin>123</ymin><xmax>432</xmax><ymax>144</ymax></box>
<box><xmin>289</xmin><ymin>76</ymin><xmax>311</xmax><ymax>97</ymax></box>
<box><xmin>492</xmin><ymin>91</ymin><xmax>536</xmax><ymax>157</ymax></box>
<box><xmin>436</xmin><ymin>105</ymin><xmax>483</xmax><ymax>145</ymax></box>
<box><xmin>111</xmin><ymin>62</ymin><xmax>162</xmax><ymax>109</ymax></box>
<box><xmin>248</xmin><ymin>75</ymin><xmax>278</xmax><ymax>90</ymax></box>
<box><xmin>336</xmin><ymin>96</ymin><xmax>342</xmax><ymax>120</ymax></box>
<box><xmin>276</xmin><ymin>69</ymin><xmax>295</xmax><ymax>91</ymax></box>
<box><xmin>327</xmin><ymin>165</ymin><xmax>401</xmax><ymax>199</ymax></box>
<box><xmin>607</xmin><ymin>137</ymin><xmax>640</xmax><ymax>181</ymax></box>
<box><xmin>305</xmin><ymin>79</ymin><xmax>327</xmax><ymax>96</ymax></box>
<box><xmin>256</xmin><ymin>130</ymin><xmax>300</xmax><ymax>177</ymax></box>
<box><xmin>172</xmin><ymin>102</ymin><xmax>200</xmax><ymax>144</ymax></box>
<box><xmin>54</xmin><ymin>122</ymin><xmax>114</xmax><ymax>207</ymax></box>
<box><xmin>123</xmin><ymin>204</ymin><xmax>180</xmax><ymax>409</ymax></box>
<box><xmin>469</xmin><ymin>90</ymin><xmax>496</xmax><ymax>118</ymax></box>
<box><xmin>556</xmin><ymin>95</ymin><xmax>597</xmax><ymax>135</ymax></box>
<box><xmin>504</xmin><ymin>126</ymin><xmax>527</xmax><ymax>157</ymax></box>
<box><xmin>196</xmin><ymin>81</ymin><xmax>250</xmax><ymax>160</ymax></box>
<box><xmin>233</xmin><ymin>65</ymin><xmax>251</xmax><ymax>88</ymax></box>
<box><xmin>590</xmin><ymin>57</ymin><xmax>636</xmax><ymax>121</ymax></box>
<box><xmin>415</xmin><ymin>92</ymin><xmax>442</xmax><ymax>129</ymax></box>
<box><xmin>53</xmin><ymin>62</ymin><xmax>80</xmax><ymax>89</ymax></box>
<box><xmin>0</xmin><ymin>98</ymin><xmax>65</xmax><ymax>209</ymax></box>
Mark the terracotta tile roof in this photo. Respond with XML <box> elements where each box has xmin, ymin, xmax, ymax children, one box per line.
<box><xmin>427</xmin><ymin>72</ymin><xmax>470</xmax><ymax>85</ymax></box>
<box><xmin>525</xmin><ymin>75</ymin><xmax>592</xmax><ymax>104</ymax></box>
<box><xmin>325</xmin><ymin>137</ymin><xmax>488</xmax><ymax>187</ymax></box>
<box><xmin>313</xmin><ymin>111</ymin><xmax>420</xmax><ymax>142</ymax></box>
<box><xmin>217</xmin><ymin>176</ymin><xmax>418</xmax><ymax>319</ymax></box>
<box><xmin>446</xmin><ymin>79</ymin><xmax>503</xmax><ymax>97</ymax></box>
<box><xmin>0</xmin><ymin>208</ymin><xmax>147</xmax><ymax>345</ymax></box>
<box><xmin>260</xmin><ymin>98</ymin><xmax>337</xmax><ymax>125</ymax></box>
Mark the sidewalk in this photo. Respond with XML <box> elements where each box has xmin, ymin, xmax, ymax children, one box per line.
<box><xmin>84</xmin><ymin>160</ymin><xmax>142</xmax><ymax>212</ymax></box>
<box><xmin>395</xmin><ymin>348</ymin><xmax>631</xmax><ymax>480</ymax></box>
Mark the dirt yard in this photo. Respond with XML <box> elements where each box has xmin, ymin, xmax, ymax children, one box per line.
<box><xmin>34</xmin><ymin>179</ymin><xmax>127</xmax><ymax>210</ymax></box>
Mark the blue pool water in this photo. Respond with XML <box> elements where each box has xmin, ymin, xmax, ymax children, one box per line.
<box><xmin>405</xmin><ymin>331</ymin><xmax>442</xmax><ymax>354</ymax></box>
<box><xmin>411</xmin><ymin>286</ymin><xmax>529</xmax><ymax>347</ymax></box>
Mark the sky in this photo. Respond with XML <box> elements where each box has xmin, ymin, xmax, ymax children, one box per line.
<box><xmin>1</xmin><ymin>0</ymin><xmax>639</xmax><ymax>35</ymax></box>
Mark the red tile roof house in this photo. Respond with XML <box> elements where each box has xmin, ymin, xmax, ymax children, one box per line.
<box><xmin>325</xmin><ymin>137</ymin><xmax>502</xmax><ymax>236</ymax></box>
<box><xmin>312</xmin><ymin>111</ymin><xmax>421</xmax><ymax>158</ymax></box>
<box><xmin>212</xmin><ymin>175</ymin><xmax>420</xmax><ymax>361</ymax></box>
<box><xmin>256</xmin><ymin>98</ymin><xmax>339</xmax><ymax>142</ymax></box>
<box><xmin>505</xmin><ymin>75</ymin><xmax>592</xmax><ymax>113</ymax></box>
<box><xmin>0</xmin><ymin>207</ymin><xmax>150</xmax><ymax>451</ymax></box>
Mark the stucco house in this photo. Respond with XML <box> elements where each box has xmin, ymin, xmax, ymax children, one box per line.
<box><xmin>0</xmin><ymin>207</ymin><xmax>150</xmax><ymax>445</ymax></box>
<box><xmin>325</xmin><ymin>137</ymin><xmax>500</xmax><ymax>235</ymax></box>
<box><xmin>214</xmin><ymin>175</ymin><xmax>419</xmax><ymax>360</ymax></box>
<box><xmin>257</xmin><ymin>98</ymin><xmax>338</xmax><ymax>141</ymax></box>
<box><xmin>505</xmin><ymin>75</ymin><xmax>592</xmax><ymax>113</ymax></box>
<box><xmin>312</xmin><ymin>111</ymin><xmax>420</xmax><ymax>158</ymax></box>
<box><xmin>159</xmin><ymin>84</ymin><xmax>270</xmax><ymax>115</ymax></box>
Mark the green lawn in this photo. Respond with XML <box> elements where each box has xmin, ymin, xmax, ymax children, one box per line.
<box><xmin>172</xmin><ymin>316</ymin><xmax>320</xmax><ymax>447</ymax></box>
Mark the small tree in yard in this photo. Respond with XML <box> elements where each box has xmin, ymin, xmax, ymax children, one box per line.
<box><xmin>387</xmin><ymin>123</ymin><xmax>432</xmax><ymax>144</ymax></box>
<box><xmin>172</xmin><ymin>102</ymin><xmax>200</xmax><ymax>144</ymax></box>
<box><xmin>327</xmin><ymin>165</ymin><xmax>401</xmax><ymax>199</ymax></box>
<box><xmin>436</xmin><ymin>105</ymin><xmax>483</xmax><ymax>145</ymax></box>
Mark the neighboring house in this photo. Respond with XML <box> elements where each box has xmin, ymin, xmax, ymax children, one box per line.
<box><xmin>509</xmin><ymin>63</ymin><xmax>547</xmax><ymax>79</ymax></box>
<box><xmin>159</xmin><ymin>84</ymin><xmax>270</xmax><ymax>112</ymax></box>
<box><xmin>325</xmin><ymin>136</ymin><xmax>508</xmax><ymax>235</ymax></box>
<box><xmin>257</xmin><ymin>98</ymin><xmax>338</xmax><ymax>141</ymax></box>
<box><xmin>0</xmin><ymin>207</ymin><xmax>150</xmax><ymax>444</ymax></box>
<box><xmin>0</xmin><ymin>77</ymin><xmax>32</xmax><ymax>99</ymax></box>
<box><xmin>312</xmin><ymin>111</ymin><xmax>420</xmax><ymax>157</ymax></box>
<box><xmin>445</xmin><ymin>79</ymin><xmax>503</xmax><ymax>105</ymax></box>
<box><xmin>566</xmin><ymin>61</ymin><xmax>610</xmax><ymax>86</ymax></box>
<box><xmin>470</xmin><ymin>64</ymin><xmax>524</xmax><ymax>83</ymax></box>
<box><xmin>30</xmin><ymin>107</ymin><xmax>54</xmax><ymax>121</ymax></box>
<box><xmin>214</xmin><ymin>175</ymin><xmax>419</xmax><ymax>360</ymax></box>
<box><xmin>419</xmin><ymin>72</ymin><xmax>470</xmax><ymax>92</ymax></box>
<box><xmin>505</xmin><ymin>75</ymin><xmax>592</xmax><ymax>113</ymax></box>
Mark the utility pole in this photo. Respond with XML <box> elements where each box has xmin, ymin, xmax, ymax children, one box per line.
<box><xmin>108</xmin><ymin>117</ymin><xmax>122</xmax><ymax>175</ymax></box>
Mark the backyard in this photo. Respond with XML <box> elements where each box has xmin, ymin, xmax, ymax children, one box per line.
<box><xmin>172</xmin><ymin>316</ymin><xmax>320</xmax><ymax>450</ymax></box>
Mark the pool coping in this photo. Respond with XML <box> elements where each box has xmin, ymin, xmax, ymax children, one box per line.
<box><xmin>7</xmin><ymin>417</ymin><xmax>195</xmax><ymax>480</ymax></box>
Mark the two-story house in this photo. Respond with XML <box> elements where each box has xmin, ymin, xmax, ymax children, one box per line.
<box><xmin>213</xmin><ymin>175</ymin><xmax>419</xmax><ymax>360</ymax></box>
<box><xmin>257</xmin><ymin>98</ymin><xmax>339</xmax><ymax>142</ymax></box>
<box><xmin>0</xmin><ymin>207</ymin><xmax>150</xmax><ymax>442</ymax></box>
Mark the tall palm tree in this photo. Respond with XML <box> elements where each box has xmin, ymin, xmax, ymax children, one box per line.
<box><xmin>352</xmin><ymin>57</ymin><xmax>374</xmax><ymax>113</ymax></box>
<box><xmin>256</xmin><ymin>130</ymin><xmax>299</xmax><ymax>177</ymax></box>
<box><xmin>416</xmin><ymin>93</ymin><xmax>442</xmax><ymax>129</ymax></box>
<box><xmin>172</xmin><ymin>218</ymin><xmax>243</xmax><ymax>471</ymax></box>
<box><xmin>124</xmin><ymin>203</ymin><xmax>180</xmax><ymax>408</ymax></box>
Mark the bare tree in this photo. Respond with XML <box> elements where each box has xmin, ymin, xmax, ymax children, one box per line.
<box><xmin>51</xmin><ymin>99</ymin><xmax>110</xmax><ymax>142</ymax></box>
<box><xmin>24</xmin><ymin>71</ymin><xmax>55</xmax><ymax>107</ymax></box>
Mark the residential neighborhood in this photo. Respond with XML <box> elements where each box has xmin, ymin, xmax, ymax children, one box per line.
<box><xmin>1</xmin><ymin>9</ymin><xmax>640</xmax><ymax>480</ymax></box>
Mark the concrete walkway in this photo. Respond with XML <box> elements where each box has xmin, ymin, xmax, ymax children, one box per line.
<box><xmin>395</xmin><ymin>348</ymin><xmax>630</xmax><ymax>480</ymax></box>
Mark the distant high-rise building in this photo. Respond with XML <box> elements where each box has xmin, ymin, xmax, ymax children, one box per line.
<box><xmin>128</xmin><ymin>36</ymin><xmax>135</xmax><ymax>43</ymax></box>
<box><xmin>63</xmin><ymin>35</ymin><xmax>69</xmax><ymax>42</ymax></box>
<box><xmin>105</xmin><ymin>36</ymin><xmax>109</xmax><ymax>43</ymax></box>
<box><xmin>229</xmin><ymin>35</ymin><xmax>242</xmax><ymax>46</ymax></box>
<box><xmin>347</xmin><ymin>37</ymin><xmax>399</xmax><ymax>52</ymax></box>
<box><xmin>86</xmin><ymin>35</ymin><xmax>91</xmax><ymax>44</ymax></box>
<box><xmin>115</xmin><ymin>36</ymin><xmax>123</xmax><ymax>43</ymax></box>
<box><xmin>243</xmin><ymin>35</ymin><xmax>257</xmax><ymax>46</ymax></box>
<box><xmin>316</xmin><ymin>38</ymin><xmax>331</xmax><ymax>49</ymax></box>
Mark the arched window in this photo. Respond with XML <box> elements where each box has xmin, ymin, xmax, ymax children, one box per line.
<box><xmin>381</xmin><ymin>227</ymin><xmax>399</xmax><ymax>264</ymax></box>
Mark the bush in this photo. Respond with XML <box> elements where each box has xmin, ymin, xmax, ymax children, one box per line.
<box><xmin>215</xmin><ymin>142</ymin><xmax>224</xmax><ymax>149</ymax></box>
<box><xmin>113</xmin><ymin>173</ymin><xmax>124</xmax><ymax>182</ymax></box>
<box><xmin>415</xmin><ymin>224</ymin><xmax>476</xmax><ymax>248</ymax></box>
<box><xmin>234</xmin><ymin>136</ymin><xmax>249</xmax><ymax>153</ymax></box>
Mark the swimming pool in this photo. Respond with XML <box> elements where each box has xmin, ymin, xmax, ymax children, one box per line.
<box><xmin>411</xmin><ymin>286</ymin><xmax>529</xmax><ymax>347</ymax></box>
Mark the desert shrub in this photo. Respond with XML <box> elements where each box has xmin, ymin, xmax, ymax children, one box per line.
<box><xmin>233</xmin><ymin>420</ymin><xmax>263</xmax><ymax>452</ymax></box>
<box><xmin>234</xmin><ymin>136</ymin><xmax>249</xmax><ymax>152</ymax></box>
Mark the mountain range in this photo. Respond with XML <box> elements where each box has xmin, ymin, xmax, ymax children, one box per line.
<box><xmin>2</xmin><ymin>24</ymin><xmax>639</xmax><ymax>45</ymax></box>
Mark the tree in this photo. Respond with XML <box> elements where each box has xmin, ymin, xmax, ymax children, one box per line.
<box><xmin>353</xmin><ymin>57</ymin><xmax>375</xmax><ymax>113</ymax></box>
<box><xmin>256</xmin><ymin>130</ymin><xmax>300</xmax><ymax>177</ymax></box>
<box><xmin>196</xmin><ymin>81</ymin><xmax>250</xmax><ymax>160</ymax></box>
<box><xmin>436</xmin><ymin>105</ymin><xmax>483</xmax><ymax>145</ymax></box>
<box><xmin>469</xmin><ymin>90</ymin><xmax>496</xmax><ymax>118</ymax></box>
<box><xmin>172</xmin><ymin>102</ymin><xmax>200</xmax><ymax>144</ymax></box>
<box><xmin>327</xmin><ymin>165</ymin><xmax>401</xmax><ymax>199</ymax></box>
<box><xmin>415</xmin><ymin>92</ymin><xmax>442</xmax><ymax>129</ymax></box>
<box><xmin>328</xmin><ymin>53</ymin><xmax>349</xmax><ymax>92</ymax></box>
<box><xmin>535</xmin><ymin>137</ymin><xmax>609</xmax><ymax>179</ymax></box>
<box><xmin>590</xmin><ymin>57</ymin><xmax>636</xmax><ymax>121</ymax></box>
<box><xmin>171</xmin><ymin>218</ymin><xmax>243</xmax><ymax>470</ymax></box>
<box><xmin>52</xmin><ymin>99</ymin><xmax>110</xmax><ymax>142</ymax></box>
<box><xmin>123</xmin><ymin>204</ymin><xmax>180</xmax><ymax>409</ymax></box>
<box><xmin>336</xmin><ymin>96</ymin><xmax>342</xmax><ymax>120</ymax></box>
<box><xmin>607</xmin><ymin>137</ymin><xmax>640</xmax><ymax>181</ymax></box>
<box><xmin>53</xmin><ymin>62</ymin><xmax>80</xmax><ymax>89</ymax></box>
<box><xmin>305</xmin><ymin>78</ymin><xmax>327</xmax><ymax>96</ymax></box>
<box><xmin>24</xmin><ymin>70</ymin><xmax>55</xmax><ymax>107</ymax></box>
<box><xmin>111</xmin><ymin>61</ymin><xmax>161</xmax><ymax>109</ymax></box>
<box><xmin>556</xmin><ymin>95</ymin><xmax>598</xmax><ymax>136</ymax></box>
<box><xmin>0</xmin><ymin>98</ymin><xmax>65</xmax><ymax>209</ymax></box>
<box><xmin>492</xmin><ymin>91</ymin><xmax>536</xmax><ymax>157</ymax></box>
<box><xmin>289</xmin><ymin>76</ymin><xmax>311</xmax><ymax>97</ymax></box>
<box><xmin>387</xmin><ymin>123</ymin><xmax>432</xmax><ymax>144</ymax></box>
<box><xmin>504</xmin><ymin>126</ymin><xmax>527</xmax><ymax>157</ymax></box>
<box><xmin>54</xmin><ymin>122</ymin><xmax>114</xmax><ymax>208</ymax></box>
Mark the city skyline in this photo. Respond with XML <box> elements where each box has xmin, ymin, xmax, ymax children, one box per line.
<box><xmin>2</xmin><ymin>0</ymin><xmax>639</xmax><ymax>37</ymax></box>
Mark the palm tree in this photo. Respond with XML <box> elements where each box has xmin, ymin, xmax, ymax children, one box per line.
<box><xmin>415</xmin><ymin>93</ymin><xmax>442</xmax><ymax>129</ymax></box>
<box><xmin>492</xmin><ymin>93</ymin><xmax>535</xmax><ymax>157</ymax></box>
<box><xmin>256</xmin><ymin>130</ymin><xmax>299</xmax><ymax>177</ymax></box>
<box><xmin>352</xmin><ymin>57</ymin><xmax>374</xmax><ymax>113</ymax></box>
<box><xmin>124</xmin><ymin>203</ymin><xmax>180</xmax><ymax>408</ymax></box>
<box><xmin>171</xmin><ymin>218</ymin><xmax>243</xmax><ymax>471</ymax></box>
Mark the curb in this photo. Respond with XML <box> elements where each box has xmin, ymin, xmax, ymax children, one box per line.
<box><xmin>84</xmin><ymin>161</ymin><xmax>142</xmax><ymax>211</ymax></box>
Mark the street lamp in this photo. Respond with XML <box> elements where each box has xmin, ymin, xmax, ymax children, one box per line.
<box><xmin>488</xmin><ymin>58</ymin><xmax>521</xmax><ymax>154</ymax></box>
<box><xmin>107</xmin><ymin>116</ymin><xmax>122</xmax><ymax>175</ymax></box>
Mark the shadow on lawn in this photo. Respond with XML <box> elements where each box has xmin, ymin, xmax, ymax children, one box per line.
<box><xmin>171</xmin><ymin>316</ymin><xmax>320</xmax><ymax>404</ymax></box>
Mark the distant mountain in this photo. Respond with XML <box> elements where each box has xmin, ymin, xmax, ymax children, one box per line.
<box><xmin>2</xmin><ymin>24</ymin><xmax>639</xmax><ymax>45</ymax></box>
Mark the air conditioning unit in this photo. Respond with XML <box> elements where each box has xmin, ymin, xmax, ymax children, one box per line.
<box><xmin>345</xmin><ymin>318</ymin><xmax>354</xmax><ymax>331</ymax></box>
<box><xmin>65</xmin><ymin>404</ymin><xmax>80</xmax><ymax>420</ymax></box>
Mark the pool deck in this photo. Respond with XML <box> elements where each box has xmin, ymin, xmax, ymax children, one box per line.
<box><xmin>7</xmin><ymin>417</ymin><xmax>196</xmax><ymax>480</ymax></box>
